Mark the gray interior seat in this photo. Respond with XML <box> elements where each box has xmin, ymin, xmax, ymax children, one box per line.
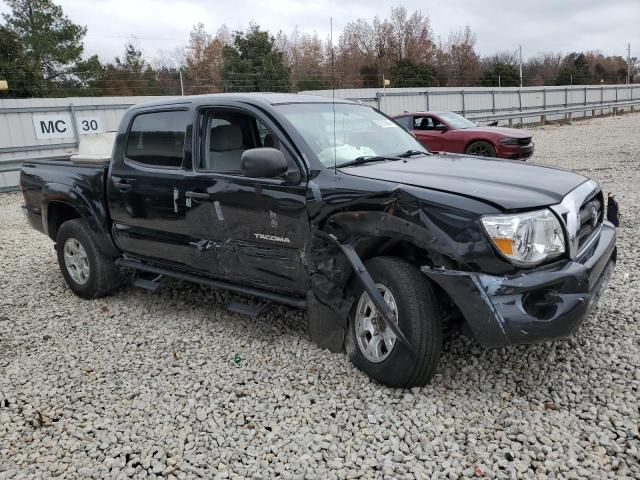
<box><xmin>209</xmin><ymin>124</ymin><xmax>245</xmax><ymax>171</ymax></box>
<box><xmin>263</xmin><ymin>133</ymin><xmax>278</xmax><ymax>148</ymax></box>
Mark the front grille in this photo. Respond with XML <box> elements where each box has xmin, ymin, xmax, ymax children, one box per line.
<box><xmin>518</xmin><ymin>137</ymin><xmax>532</xmax><ymax>145</ymax></box>
<box><xmin>550</xmin><ymin>179</ymin><xmax>601</xmax><ymax>259</ymax></box>
<box><xmin>576</xmin><ymin>191</ymin><xmax>603</xmax><ymax>252</ymax></box>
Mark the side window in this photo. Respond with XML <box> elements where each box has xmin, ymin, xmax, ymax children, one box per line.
<box><xmin>125</xmin><ymin>110</ymin><xmax>189</xmax><ymax>167</ymax></box>
<box><xmin>201</xmin><ymin>111</ymin><xmax>293</xmax><ymax>174</ymax></box>
<box><xmin>430</xmin><ymin>116</ymin><xmax>447</xmax><ymax>130</ymax></box>
<box><xmin>413</xmin><ymin>116</ymin><xmax>433</xmax><ymax>130</ymax></box>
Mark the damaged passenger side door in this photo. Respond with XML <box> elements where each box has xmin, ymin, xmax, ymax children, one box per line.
<box><xmin>183</xmin><ymin>105</ymin><xmax>310</xmax><ymax>294</ymax></box>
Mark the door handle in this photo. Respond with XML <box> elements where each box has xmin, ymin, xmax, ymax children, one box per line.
<box><xmin>185</xmin><ymin>191</ymin><xmax>210</xmax><ymax>200</ymax></box>
<box><xmin>113</xmin><ymin>179</ymin><xmax>133</xmax><ymax>191</ymax></box>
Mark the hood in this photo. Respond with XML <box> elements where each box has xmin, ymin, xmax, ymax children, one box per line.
<box><xmin>339</xmin><ymin>154</ymin><xmax>589</xmax><ymax>210</ymax></box>
<box><xmin>463</xmin><ymin>126</ymin><xmax>531</xmax><ymax>138</ymax></box>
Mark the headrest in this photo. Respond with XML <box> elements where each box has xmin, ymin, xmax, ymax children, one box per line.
<box><xmin>263</xmin><ymin>133</ymin><xmax>278</xmax><ymax>148</ymax></box>
<box><xmin>419</xmin><ymin>118</ymin><xmax>429</xmax><ymax>129</ymax></box>
<box><xmin>211</xmin><ymin>124</ymin><xmax>243</xmax><ymax>151</ymax></box>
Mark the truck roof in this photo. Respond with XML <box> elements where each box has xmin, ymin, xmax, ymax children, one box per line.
<box><xmin>130</xmin><ymin>93</ymin><xmax>359</xmax><ymax>111</ymax></box>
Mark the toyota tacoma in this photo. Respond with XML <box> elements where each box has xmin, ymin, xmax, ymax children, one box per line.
<box><xmin>20</xmin><ymin>94</ymin><xmax>616</xmax><ymax>388</ymax></box>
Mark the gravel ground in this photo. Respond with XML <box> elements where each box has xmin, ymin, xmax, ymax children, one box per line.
<box><xmin>1</xmin><ymin>113</ymin><xmax>639</xmax><ymax>479</ymax></box>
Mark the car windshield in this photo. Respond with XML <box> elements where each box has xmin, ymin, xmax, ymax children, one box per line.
<box><xmin>276</xmin><ymin>103</ymin><xmax>427</xmax><ymax>167</ymax></box>
<box><xmin>438</xmin><ymin>112</ymin><xmax>477</xmax><ymax>129</ymax></box>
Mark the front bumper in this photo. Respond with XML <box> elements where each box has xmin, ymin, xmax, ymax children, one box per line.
<box><xmin>423</xmin><ymin>221</ymin><xmax>616</xmax><ymax>347</ymax></box>
<box><xmin>496</xmin><ymin>142</ymin><xmax>534</xmax><ymax>160</ymax></box>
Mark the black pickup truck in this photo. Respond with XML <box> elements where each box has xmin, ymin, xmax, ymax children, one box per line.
<box><xmin>20</xmin><ymin>94</ymin><xmax>616</xmax><ymax>388</ymax></box>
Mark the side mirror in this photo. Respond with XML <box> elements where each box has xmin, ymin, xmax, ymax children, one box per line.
<box><xmin>435</xmin><ymin>125</ymin><xmax>448</xmax><ymax>133</ymax></box>
<box><xmin>241</xmin><ymin>147</ymin><xmax>288</xmax><ymax>178</ymax></box>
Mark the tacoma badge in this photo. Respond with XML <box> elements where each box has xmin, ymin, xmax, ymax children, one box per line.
<box><xmin>253</xmin><ymin>233</ymin><xmax>291</xmax><ymax>244</ymax></box>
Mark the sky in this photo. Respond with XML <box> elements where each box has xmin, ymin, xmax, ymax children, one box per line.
<box><xmin>1</xmin><ymin>0</ymin><xmax>639</xmax><ymax>62</ymax></box>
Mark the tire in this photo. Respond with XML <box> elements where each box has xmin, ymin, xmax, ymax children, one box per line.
<box><xmin>55</xmin><ymin>219</ymin><xmax>122</xmax><ymax>299</ymax></box>
<box><xmin>345</xmin><ymin>257</ymin><xmax>443</xmax><ymax>388</ymax></box>
<box><xmin>465</xmin><ymin>141</ymin><xmax>496</xmax><ymax>157</ymax></box>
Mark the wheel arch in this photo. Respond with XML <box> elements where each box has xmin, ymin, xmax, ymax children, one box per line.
<box><xmin>41</xmin><ymin>182</ymin><xmax>119</xmax><ymax>257</ymax></box>
<box><xmin>306</xmin><ymin>209</ymin><xmax>461</xmax><ymax>353</ymax></box>
<box><xmin>464</xmin><ymin>137</ymin><xmax>498</xmax><ymax>153</ymax></box>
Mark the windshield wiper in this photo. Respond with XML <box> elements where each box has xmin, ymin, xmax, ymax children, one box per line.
<box><xmin>397</xmin><ymin>149</ymin><xmax>430</xmax><ymax>158</ymax></box>
<box><xmin>338</xmin><ymin>155</ymin><xmax>401</xmax><ymax>168</ymax></box>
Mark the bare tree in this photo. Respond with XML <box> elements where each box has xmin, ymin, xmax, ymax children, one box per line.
<box><xmin>434</xmin><ymin>26</ymin><xmax>480</xmax><ymax>86</ymax></box>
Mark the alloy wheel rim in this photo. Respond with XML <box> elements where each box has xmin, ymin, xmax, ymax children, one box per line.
<box><xmin>470</xmin><ymin>144</ymin><xmax>492</xmax><ymax>156</ymax></box>
<box><xmin>355</xmin><ymin>283</ymin><xmax>399</xmax><ymax>363</ymax></box>
<box><xmin>63</xmin><ymin>238</ymin><xmax>90</xmax><ymax>285</ymax></box>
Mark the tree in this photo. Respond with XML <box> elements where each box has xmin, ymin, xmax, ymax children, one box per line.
<box><xmin>584</xmin><ymin>51</ymin><xmax>629</xmax><ymax>84</ymax></box>
<box><xmin>2</xmin><ymin>0</ymin><xmax>87</xmax><ymax>87</ymax></box>
<box><xmin>434</xmin><ymin>26</ymin><xmax>480</xmax><ymax>86</ymax></box>
<box><xmin>0</xmin><ymin>26</ymin><xmax>43</xmax><ymax>97</ymax></box>
<box><xmin>184</xmin><ymin>23</ymin><xmax>231</xmax><ymax>93</ymax></box>
<box><xmin>221</xmin><ymin>24</ymin><xmax>291</xmax><ymax>92</ymax></box>
<box><xmin>278</xmin><ymin>28</ymin><xmax>329</xmax><ymax>91</ymax></box>
<box><xmin>523</xmin><ymin>53</ymin><xmax>562</xmax><ymax>86</ymax></box>
<box><xmin>555</xmin><ymin>52</ymin><xmax>590</xmax><ymax>85</ymax></box>
<box><xmin>480</xmin><ymin>60</ymin><xmax>519</xmax><ymax>87</ymax></box>
<box><xmin>100</xmin><ymin>43</ymin><xmax>170</xmax><ymax>96</ymax></box>
<box><xmin>388</xmin><ymin>58</ymin><xmax>433</xmax><ymax>87</ymax></box>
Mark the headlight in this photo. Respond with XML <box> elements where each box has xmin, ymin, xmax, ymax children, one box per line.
<box><xmin>499</xmin><ymin>137</ymin><xmax>520</xmax><ymax>145</ymax></box>
<box><xmin>481</xmin><ymin>209</ymin><xmax>565</xmax><ymax>266</ymax></box>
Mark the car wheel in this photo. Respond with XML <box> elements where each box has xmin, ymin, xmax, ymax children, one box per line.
<box><xmin>56</xmin><ymin>219</ymin><xmax>122</xmax><ymax>299</ymax></box>
<box><xmin>345</xmin><ymin>257</ymin><xmax>443</xmax><ymax>388</ymax></box>
<box><xmin>465</xmin><ymin>141</ymin><xmax>496</xmax><ymax>157</ymax></box>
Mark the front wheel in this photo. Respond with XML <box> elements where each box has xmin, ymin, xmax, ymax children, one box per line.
<box><xmin>465</xmin><ymin>141</ymin><xmax>496</xmax><ymax>157</ymax></box>
<box><xmin>345</xmin><ymin>257</ymin><xmax>443</xmax><ymax>388</ymax></box>
<box><xmin>56</xmin><ymin>219</ymin><xmax>122</xmax><ymax>299</ymax></box>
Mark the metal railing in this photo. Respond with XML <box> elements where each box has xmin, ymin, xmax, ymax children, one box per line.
<box><xmin>345</xmin><ymin>85</ymin><xmax>639</xmax><ymax>117</ymax></box>
<box><xmin>466</xmin><ymin>99</ymin><xmax>640</xmax><ymax>126</ymax></box>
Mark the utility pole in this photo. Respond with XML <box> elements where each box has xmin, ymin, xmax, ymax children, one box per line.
<box><xmin>628</xmin><ymin>43</ymin><xmax>632</xmax><ymax>85</ymax></box>
<box><xmin>519</xmin><ymin>45</ymin><xmax>523</xmax><ymax>88</ymax></box>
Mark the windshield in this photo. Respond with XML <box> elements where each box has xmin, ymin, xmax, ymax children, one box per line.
<box><xmin>276</xmin><ymin>103</ymin><xmax>427</xmax><ymax>167</ymax></box>
<box><xmin>438</xmin><ymin>112</ymin><xmax>477</xmax><ymax>129</ymax></box>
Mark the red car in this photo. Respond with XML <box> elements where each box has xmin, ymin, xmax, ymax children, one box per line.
<box><xmin>392</xmin><ymin>111</ymin><xmax>534</xmax><ymax>160</ymax></box>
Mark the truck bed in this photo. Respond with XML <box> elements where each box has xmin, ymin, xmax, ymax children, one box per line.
<box><xmin>20</xmin><ymin>158</ymin><xmax>110</xmax><ymax>237</ymax></box>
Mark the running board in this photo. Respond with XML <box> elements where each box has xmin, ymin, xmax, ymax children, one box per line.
<box><xmin>132</xmin><ymin>274</ymin><xmax>164</xmax><ymax>292</ymax></box>
<box><xmin>226</xmin><ymin>301</ymin><xmax>270</xmax><ymax>318</ymax></box>
<box><xmin>115</xmin><ymin>258</ymin><xmax>306</xmax><ymax>309</ymax></box>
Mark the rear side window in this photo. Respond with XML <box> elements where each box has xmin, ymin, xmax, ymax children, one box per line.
<box><xmin>125</xmin><ymin>110</ymin><xmax>189</xmax><ymax>167</ymax></box>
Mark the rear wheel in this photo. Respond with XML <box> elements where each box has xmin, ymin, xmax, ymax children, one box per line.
<box><xmin>345</xmin><ymin>257</ymin><xmax>443</xmax><ymax>388</ymax></box>
<box><xmin>465</xmin><ymin>141</ymin><xmax>496</xmax><ymax>157</ymax></box>
<box><xmin>56</xmin><ymin>219</ymin><xmax>121</xmax><ymax>299</ymax></box>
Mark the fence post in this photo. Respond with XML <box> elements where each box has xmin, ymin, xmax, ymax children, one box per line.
<box><xmin>425</xmin><ymin>90</ymin><xmax>430</xmax><ymax>111</ymax></box>
<box><xmin>518</xmin><ymin>89</ymin><xmax>523</xmax><ymax>126</ymax></box>
<box><xmin>542</xmin><ymin>89</ymin><xmax>546</xmax><ymax>125</ymax></box>
<box><xmin>461</xmin><ymin>90</ymin><xmax>465</xmax><ymax>116</ymax></box>
<box><xmin>600</xmin><ymin>86</ymin><xmax>604</xmax><ymax>116</ymax></box>
<box><xmin>69</xmin><ymin>103</ymin><xmax>80</xmax><ymax>148</ymax></box>
<box><xmin>375</xmin><ymin>92</ymin><xmax>382</xmax><ymax>110</ymax></box>
<box><xmin>564</xmin><ymin>87</ymin><xmax>568</xmax><ymax>121</ymax></box>
<box><xmin>491</xmin><ymin>90</ymin><xmax>496</xmax><ymax>114</ymax></box>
